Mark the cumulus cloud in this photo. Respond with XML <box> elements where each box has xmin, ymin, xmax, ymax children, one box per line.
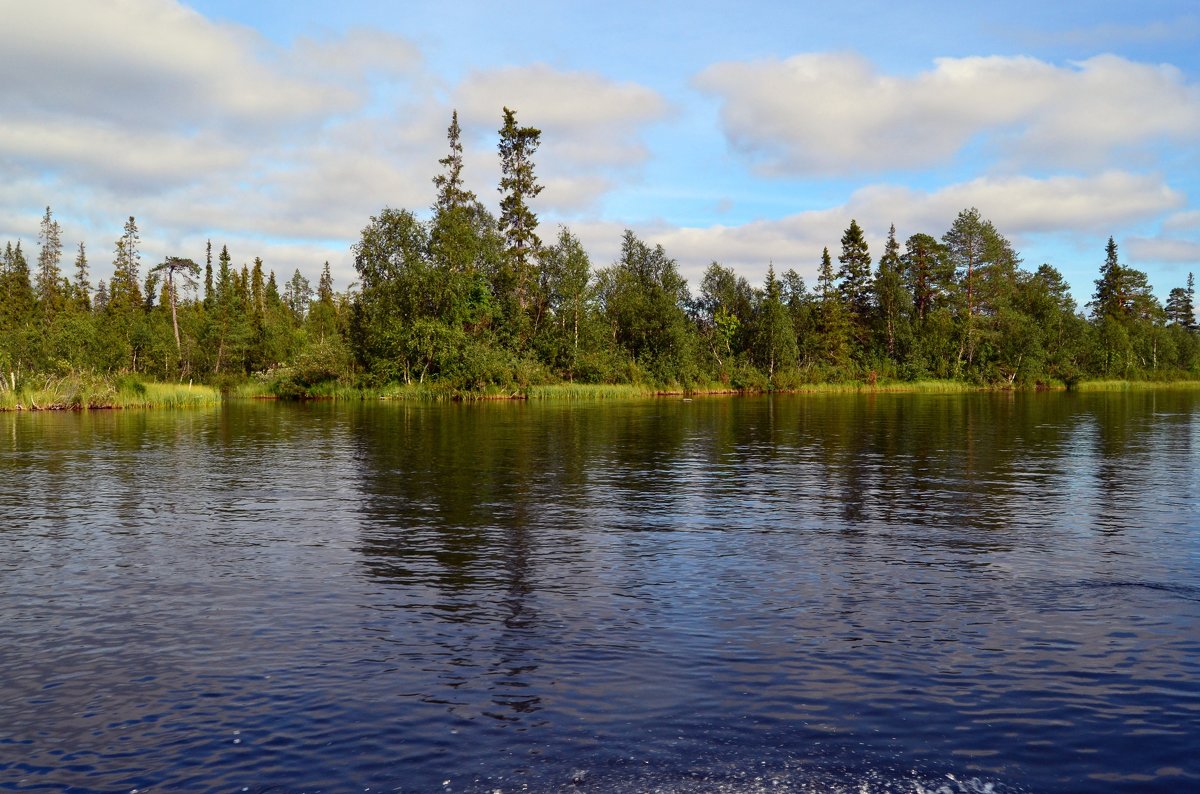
<box><xmin>582</xmin><ymin>171</ymin><xmax>1186</xmax><ymax>286</ymax></box>
<box><xmin>694</xmin><ymin>53</ymin><xmax>1200</xmax><ymax>176</ymax></box>
<box><xmin>454</xmin><ymin>64</ymin><xmax>671</xmax><ymax>212</ymax></box>
<box><xmin>0</xmin><ymin>0</ymin><xmax>359</xmax><ymax>132</ymax></box>
<box><xmin>1125</xmin><ymin>237</ymin><xmax>1200</xmax><ymax>266</ymax></box>
<box><xmin>0</xmin><ymin>0</ymin><xmax>445</xmax><ymax>281</ymax></box>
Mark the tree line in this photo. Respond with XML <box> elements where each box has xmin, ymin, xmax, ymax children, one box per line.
<box><xmin>2</xmin><ymin>108</ymin><xmax>1197</xmax><ymax>394</ymax></box>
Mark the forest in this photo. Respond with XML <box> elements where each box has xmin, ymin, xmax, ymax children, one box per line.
<box><xmin>1</xmin><ymin>108</ymin><xmax>1198</xmax><ymax>401</ymax></box>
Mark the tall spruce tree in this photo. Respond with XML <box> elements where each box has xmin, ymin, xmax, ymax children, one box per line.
<box><xmin>817</xmin><ymin>246</ymin><xmax>852</xmax><ymax>372</ymax></box>
<box><xmin>35</xmin><ymin>206</ymin><xmax>64</xmax><ymax>315</ymax></box>
<box><xmin>108</xmin><ymin>216</ymin><xmax>143</xmax><ymax>311</ymax></box>
<box><xmin>72</xmin><ymin>242</ymin><xmax>91</xmax><ymax>311</ymax></box>
<box><xmin>433</xmin><ymin>110</ymin><xmax>475</xmax><ymax>212</ymax></box>
<box><xmin>837</xmin><ymin>219</ymin><xmax>873</xmax><ymax>320</ymax></box>
<box><xmin>497</xmin><ymin>107</ymin><xmax>544</xmax><ymax>310</ymax></box>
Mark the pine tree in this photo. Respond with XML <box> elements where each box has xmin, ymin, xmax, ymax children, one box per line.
<box><xmin>943</xmin><ymin>208</ymin><xmax>986</xmax><ymax>318</ymax></box>
<box><xmin>150</xmin><ymin>256</ymin><xmax>200</xmax><ymax>352</ymax></box>
<box><xmin>902</xmin><ymin>233</ymin><xmax>950</xmax><ymax>323</ymax></box>
<box><xmin>1165</xmin><ymin>272</ymin><xmax>1196</xmax><ymax>329</ymax></box>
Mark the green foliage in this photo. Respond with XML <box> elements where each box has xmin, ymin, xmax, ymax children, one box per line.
<box><xmin>3</xmin><ymin>119</ymin><xmax>1198</xmax><ymax>402</ymax></box>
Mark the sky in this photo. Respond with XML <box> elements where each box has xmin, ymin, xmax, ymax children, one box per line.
<box><xmin>2</xmin><ymin>0</ymin><xmax>1199</xmax><ymax>305</ymax></box>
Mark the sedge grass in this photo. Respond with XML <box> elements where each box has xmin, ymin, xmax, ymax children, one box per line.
<box><xmin>1072</xmin><ymin>379</ymin><xmax>1200</xmax><ymax>392</ymax></box>
<box><xmin>0</xmin><ymin>376</ymin><xmax>219</xmax><ymax>410</ymax></box>
<box><xmin>526</xmin><ymin>383</ymin><xmax>658</xmax><ymax>400</ymax></box>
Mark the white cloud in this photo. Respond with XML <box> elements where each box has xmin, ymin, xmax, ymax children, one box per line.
<box><xmin>0</xmin><ymin>0</ymin><xmax>359</xmax><ymax>132</ymax></box>
<box><xmin>578</xmin><ymin>171</ymin><xmax>1186</xmax><ymax>287</ymax></box>
<box><xmin>1125</xmin><ymin>237</ymin><xmax>1200</xmax><ymax>266</ymax></box>
<box><xmin>694</xmin><ymin>53</ymin><xmax>1200</xmax><ymax>176</ymax></box>
<box><xmin>454</xmin><ymin>64</ymin><xmax>671</xmax><ymax>212</ymax></box>
<box><xmin>1162</xmin><ymin>210</ymin><xmax>1200</xmax><ymax>233</ymax></box>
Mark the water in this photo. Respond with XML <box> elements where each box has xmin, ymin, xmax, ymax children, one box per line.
<box><xmin>1</xmin><ymin>392</ymin><xmax>1198</xmax><ymax>793</ymax></box>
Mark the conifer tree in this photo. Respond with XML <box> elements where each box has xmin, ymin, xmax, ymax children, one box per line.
<box><xmin>433</xmin><ymin>110</ymin><xmax>475</xmax><ymax>212</ymax></box>
<box><xmin>497</xmin><ymin>107</ymin><xmax>544</xmax><ymax>310</ymax></box>
<box><xmin>816</xmin><ymin>246</ymin><xmax>852</xmax><ymax>372</ymax></box>
<box><xmin>35</xmin><ymin>206</ymin><xmax>64</xmax><ymax>315</ymax></box>
<box><xmin>203</xmin><ymin>240</ymin><xmax>214</xmax><ymax>309</ymax></box>
<box><xmin>73</xmin><ymin>242</ymin><xmax>92</xmax><ymax>311</ymax></box>
<box><xmin>1165</xmin><ymin>272</ymin><xmax>1196</xmax><ymax>329</ymax></box>
<box><xmin>150</xmin><ymin>256</ymin><xmax>200</xmax><ymax>352</ymax></box>
<box><xmin>878</xmin><ymin>224</ymin><xmax>902</xmax><ymax>274</ymax></box>
<box><xmin>94</xmin><ymin>279</ymin><xmax>109</xmax><ymax>313</ymax></box>
<box><xmin>108</xmin><ymin>216</ymin><xmax>143</xmax><ymax>311</ymax></box>
<box><xmin>902</xmin><ymin>233</ymin><xmax>950</xmax><ymax>323</ymax></box>
<box><xmin>837</xmin><ymin>219</ymin><xmax>873</xmax><ymax>322</ymax></box>
<box><xmin>0</xmin><ymin>242</ymin><xmax>35</xmax><ymax>331</ymax></box>
<box><xmin>754</xmin><ymin>264</ymin><xmax>798</xmax><ymax>381</ymax></box>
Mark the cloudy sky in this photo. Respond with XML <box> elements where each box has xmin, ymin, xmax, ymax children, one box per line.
<box><xmin>2</xmin><ymin>0</ymin><xmax>1198</xmax><ymax>303</ymax></box>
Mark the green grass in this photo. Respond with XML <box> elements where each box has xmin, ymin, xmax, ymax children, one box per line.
<box><xmin>526</xmin><ymin>383</ymin><xmax>659</xmax><ymax>400</ymax></box>
<box><xmin>0</xmin><ymin>375</ymin><xmax>220</xmax><ymax>410</ymax></box>
<box><xmin>1073</xmin><ymin>379</ymin><xmax>1200</xmax><ymax>392</ymax></box>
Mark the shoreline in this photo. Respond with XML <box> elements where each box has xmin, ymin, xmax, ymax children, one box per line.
<box><xmin>6</xmin><ymin>377</ymin><xmax>1200</xmax><ymax>411</ymax></box>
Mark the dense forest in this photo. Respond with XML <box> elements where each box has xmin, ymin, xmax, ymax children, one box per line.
<box><xmin>1</xmin><ymin>108</ymin><xmax>1198</xmax><ymax>398</ymax></box>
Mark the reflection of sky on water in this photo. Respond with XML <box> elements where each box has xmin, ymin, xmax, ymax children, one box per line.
<box><xmin>1</xmin><ymin>393</ymin><xmax>1198</xmax><ymax>792</ymax></box>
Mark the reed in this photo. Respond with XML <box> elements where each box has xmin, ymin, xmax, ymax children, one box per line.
<box><xmin>526</xmin><ymin>383</ymin><xmax>658</xmax><ymax>400</ymax></box>
<box><xmin>0</xmin><ymin>375</ymin><xmax>220</xmax><ymax>410</ymax></box>
<box><xmin>1073</xmin><ymin>379</ymin><xmax>1200</xmax><ymax>392</ymax></box>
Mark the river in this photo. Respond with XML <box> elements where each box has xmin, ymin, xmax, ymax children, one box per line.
<box><xmin>2</xmin><ymin>392</ymin><xmax>1198</xmax><ymax>792</ymax></box>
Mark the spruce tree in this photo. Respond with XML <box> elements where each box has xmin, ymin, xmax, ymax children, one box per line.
<box><xmin>108</xmin><ymin>216</ymin><xmax>143</xmax><ymax>311</ymax></box>
<box><xmin>755</xmin><ymin>263</ymin><xmax>798</xmax><ymax>381</ymax></box>
<box><xmin>837</xmin><ymin>219</ymin><xmax>873</xmax><ymax>321</ymax></box>
<box><xmin>35</xmin><ymin>206</ymin><xmax>64</xmax><ymax>315</ymax></box>
<box><xmin>816</xmin><ymin>247</ymin><xmax>852</xmax><ymax>372</ymax></box>
<box><xmin>73</xmin><ymin>242</ymin><xmax>92</xmax><ymax>311</ymax></box>
<box><xmin>878</xmin><ymin>223</ymin><xmax>902</xmax><ymax>274</ymax></box>
<box><xmin>203</xmin><ymin>239</ymin><xmax>214</xmax><ymax>309</ymax></box>
<box><xmin>497</xmin><ymin>107</ymin><xmax>544</xmax><ymax>309</ymax></box>
<box><xmin>433</xmin><ymin>110</ymin><xmax>475</xmax><ymax>212</ymax></box>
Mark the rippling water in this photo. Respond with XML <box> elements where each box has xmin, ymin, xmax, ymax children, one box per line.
<box><xmin>1</xmin><ymin>392</ymin><xmax>1198</xmax><ymax>793</ymax></box>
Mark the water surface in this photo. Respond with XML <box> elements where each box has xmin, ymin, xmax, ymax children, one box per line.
<box><xmin>2</xmin><ymin>392</ymin><xmax>1198</xmax><ymax>792</ymax></box>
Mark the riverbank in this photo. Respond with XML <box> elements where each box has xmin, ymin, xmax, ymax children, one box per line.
<box><xmin>0</xmin><ymin>376</ymin><xmax>220</xmax><ymax>410</ymax></box>
<box><xmin>7</xmin><ymin>375</ymin><xmax>1200</xmax><ymax>410</ymax></box>
<box><xmin>233</xmin><ymin>376</ymin><xmax>1200</xmax><ymax>402</ymax></box>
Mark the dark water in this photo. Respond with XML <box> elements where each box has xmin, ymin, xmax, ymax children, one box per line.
<box><xmin>2</xmin><ymin>392</ymin><xmax>1199</xmax><ymax>793</ymax></box>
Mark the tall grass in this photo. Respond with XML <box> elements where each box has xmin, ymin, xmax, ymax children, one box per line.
<box><xmin>775</xmin><ymin>379</ymin><xmax>992</xmax><ymax>394</ymax></box>
<box><xmin>526</xmin><ymin>383</ymin><xmax>658</xmax><ymax>400</ymax></box>
<box><xmin>0</xmin><ymin>375</ymin><xmax>220</xmax><ymax>410</ymax></box>
<box><xmin>1073</xmin><ymin>379</ymin><xmax>1200</xmax><ymax>392</ymax></box>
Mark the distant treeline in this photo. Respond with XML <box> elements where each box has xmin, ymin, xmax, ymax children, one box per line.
<box><xmin>2</xmin><ymin>108</ymin><xmax>1197</xmax><ymax>396</ymax></box>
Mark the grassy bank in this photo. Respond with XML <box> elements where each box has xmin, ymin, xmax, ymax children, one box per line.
<box><xmin>7</xmin><ymin>375</ymin><xmax>1200</xmax><ymax>411</ymax></box>
<box><xmin>1072</xmin><ymin>379</ymin><xmax>1200</xmax><ymax>392</ymax></box>
<box><xmin>0</xmin><ymin>375</ymin><xmax>220</xmax><ymax>411</ymax></box>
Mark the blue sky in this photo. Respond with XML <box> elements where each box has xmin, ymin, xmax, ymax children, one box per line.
<box><xmin>2</xmin><ymin>0</ymin><xmax>1198</xmax><ymax>304</ymax></box>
